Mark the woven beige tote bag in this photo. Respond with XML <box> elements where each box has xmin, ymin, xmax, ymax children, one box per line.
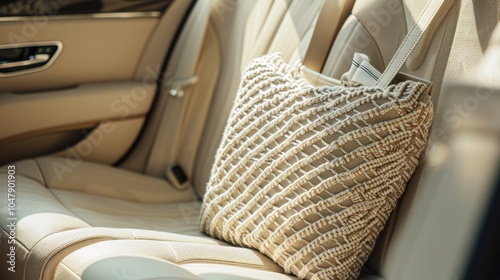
<box><xmin>201</xmin><ymin>53</ymin><xmax>433</xmax><ymax>279</ymax></box>
<box><xmin>201</xmin><ymin>0</ymin><xmax>449</xmax><ymax>278</ymax></box>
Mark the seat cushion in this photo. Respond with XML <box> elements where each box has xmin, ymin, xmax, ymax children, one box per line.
<box><xmin>1</xmin><ymin>157</ymin><xmax>384</xmax><ymax>280</ymax></box>
<box><xmin>0</xmin><ymin>157</ymin><xmax>212</xmax><ymax>246</ymax></box>
<box><xmin>50</xmin><ymin>189</ymin><xmax>202</xmax><ymax>234</ymax></box>
<box><xmin>6</xmin><ymin>157</ymin><xmax>196</xmax><ymax>204</ymax></box>
<box><xmin>0</xmin><ymin>157</ymin><xmax>227</xmax><ymax>280</ymax></box>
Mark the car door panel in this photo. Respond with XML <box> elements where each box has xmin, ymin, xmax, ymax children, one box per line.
<box><xmin>0</xmin><ymin>18</ymin><xmax>157</xmax><ymax>92</ymax></box>
<box><xmin>0</xmin><ymin>82</ymin><xmax>154</xmax><ymax>165</ymax></box>
<box><xmin>0</xmin><ymin>0</ymin><xmax>193</xmax><ymax>166</ymax></box>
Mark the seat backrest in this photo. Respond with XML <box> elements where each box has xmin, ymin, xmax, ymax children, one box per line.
<box><xmin>194</xmin><ymin>0</ymin><xmax>324</xmax><ymax>194</ymax></box>
<box><xmin>193</xmin><ymin>0</ymin><xmax>498</xmax><ymax>278</ymax></box>
<box><xmin>366</xmin><ymin>1</ymin><xmax>499</xmax><ymax>278</ymax></box>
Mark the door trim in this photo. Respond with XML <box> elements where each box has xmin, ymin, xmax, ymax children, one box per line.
<box><xmin>0</xmin><ymin>12</ymin><xmax>161</xmax><ymax>22</ymax></box>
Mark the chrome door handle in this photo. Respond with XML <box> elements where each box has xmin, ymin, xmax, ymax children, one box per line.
<box><xmin>0</xmin><ymin>42</ymin><xmax>62</xmax><ymax>77</ymax></box>
<box><xmin>0</xmin><ymin>54</ymin><xmax>50</xmax><ymax>69</ymax></box>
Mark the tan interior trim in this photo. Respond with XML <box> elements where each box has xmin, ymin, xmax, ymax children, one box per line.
<box><xmin>0</xmin><ymin>12</ymin><xmax>161</xmax><ymax>22</ymax></box>
<box><xmin>0</xmin><ymin>114</ymin><xmax>146</xmax><ymax>147</ymax></box>
<box><xmin>122</xmin><ymin>0</ymin><xmax>214</xmax><ymax>175</ymax></box>
<box><xmin>134</xmin><ymin>0</ymin><xmax>194</xmax><ymax>79</ymax></box>
<box><xmin>0</xmin><ymin>18</ymin><xmax>158</xmax><ymax>92</ymax></box>
<box><xmin>144</xmin><ymin>0</ymin><xmax>212</xmax><ymax>177</ymax></box>
<box><xmin>0</xmin><ymin>121</ymin><xmax>98</xmax><ymax>146</ymax></box>
<box><xmin>55</xmin><ymin>118</ymin><xmax>146</xmax><ymax>165</ymax></box>
<box><xmin>0</xmin><ymin>82</ymin><xmax>155</xmax><ymax>142</ymax></box>
<box><xmin>177</xmin><ymin>24</ymin><xmax>221</xmax><ymax>181</ymax></box>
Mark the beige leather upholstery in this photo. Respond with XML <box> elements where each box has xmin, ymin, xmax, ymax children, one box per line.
<box><xmin>52</xmin><ymin>241</ymin><xmax>382</xmax><ymax>280</ymax></box>
<box><xmin>480</xmin><ymin>24</ymin><xmax>500</xmax><ymax>85</ymax></box>
<box><xmin>120</xmin><ymin>7</ymin><xmax>221</xmax><ymax>177</ymax></box>
<box><xmin>54</xmin><ymin>240</ymin><xmax>296</xmax><ymax>280</ymax></box>
<box><xmin>0</xmin><ymin>157</ymin><xmax>220</xmax><ymax>280</ymax></box>
<box><xmin>367</xmin><ymin>1</ymin><xmax>498</xmax><ymax>277</ymax></box>
<box><xmin>53</xmin><ymin>243</ymin><xmax>389</xmax><ymax>280</ymax></box>
<box><xmin>3</xmin><ymin>158</ymin><xmax>196</xmax><ymax>203</ymax></box>
<box><xmin>194</xmin><ymin>0</ymin><xmax>324</xmax><ymax>195</ymax></box>
<box><xmin>0</xmin><ymin>157</ymin><xmax>382</xmax><ymax>280</ymax></box>
<box><xmin>191</xmin><ymin>0</ymin><xmax>496</xmax><ymax>279</ymax></box>
<box><xmin>302</xmin><ymin>0</ymin><xmax>355</xmax><ymax>72</ymax></box>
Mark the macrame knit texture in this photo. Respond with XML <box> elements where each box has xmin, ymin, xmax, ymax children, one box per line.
<box><xmin>200</xmin><ymin>53</ymin><xmax>434</xmax><ymax>280</ymax></box>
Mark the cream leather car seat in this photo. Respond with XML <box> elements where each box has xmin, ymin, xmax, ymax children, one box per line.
<box><xmin>1</xmin><ymin>0</ymin><xmax>497</xmax><ymax>279</ymax></box>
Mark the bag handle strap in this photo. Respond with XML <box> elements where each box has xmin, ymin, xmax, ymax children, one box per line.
<box><xmin>376</xmin><ymin>0</ymin><xmax>455</xmax><ymax>87</ymax></box>
<box><xmin>303</xmin><ymin>0</ymin><xmax>355</xmax><ymax>72</ymax></box>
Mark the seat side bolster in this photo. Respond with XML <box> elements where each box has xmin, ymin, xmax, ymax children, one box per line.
<box><xmin>55</xmin><ymin>240</ymin><xmax>291</xmax><ymax>280</ymax></box>
<box><xmin>29</xmin><ymin>229</ymin><xmax>230</xmax><ymax>280</ymax></box>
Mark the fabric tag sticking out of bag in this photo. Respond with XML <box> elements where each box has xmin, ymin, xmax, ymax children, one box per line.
<box><xmin>341</xmin><ymin>53</ymin><xmax>382</xmax><ymax>87</ymax></box>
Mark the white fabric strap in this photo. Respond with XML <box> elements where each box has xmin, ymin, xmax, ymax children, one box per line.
<box><xmin>376</xmin><ymin>0</ymin><xmax>454</xmax><ymax>87</ymax></box>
